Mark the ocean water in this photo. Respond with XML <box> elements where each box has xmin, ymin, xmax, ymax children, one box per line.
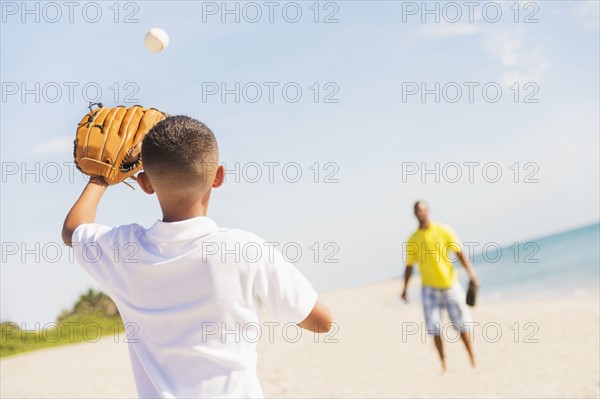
<box><xmin>313</xmin><ymin>222</ymin><xmax>600</xmax><ymax>301</ymax></box>
<box><xmin>466</xmin><ymin>222</ymin><xmax>600</xmax><ymax>301</ymax></box>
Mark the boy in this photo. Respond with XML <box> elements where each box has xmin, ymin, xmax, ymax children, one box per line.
<box><xmin>62</xmin><ymin>115</ymin><xmax>332</xmax><ymax>398</ymax></box>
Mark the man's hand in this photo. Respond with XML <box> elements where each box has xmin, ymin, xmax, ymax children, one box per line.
<box><xmin>457</xmin><ymin>251</ymin><xmax>478</xmax><ymax>285</ymax></box>
<box><xmin>401</xmin><ymin>264</ymin><xmax>413</xmax><ymax>303</ymax></box>
<box><xmin>467</xmin><ymin>268</ymin><xmax>479</xmax><ymax>286</ymax></box>
<box><xmin>401</xmin><ymin>290</ymin><xmax>409</xmax><ymax>303</ymax></box>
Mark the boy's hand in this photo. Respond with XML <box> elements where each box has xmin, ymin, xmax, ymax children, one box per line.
<box><xmin>74</xmin><ymin>103</ymin><xmax>167</xmax><ymax>186</ymax></box>
<box><xmin>88</xmin><ymin>175</ymin><xmax>109</xmax><ymax>188</ymax></box>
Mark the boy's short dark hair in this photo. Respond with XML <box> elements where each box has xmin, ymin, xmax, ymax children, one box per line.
<box><xmin>142</xmin><ymin>115</ymin><xmax>219</xmax><ymax>186</ymax></box>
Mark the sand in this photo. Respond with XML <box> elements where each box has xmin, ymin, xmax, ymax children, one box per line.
<box><xmin>1</xmin><ymin>279</ymin><xmax>599</xmax><ymax>398</ymax></box>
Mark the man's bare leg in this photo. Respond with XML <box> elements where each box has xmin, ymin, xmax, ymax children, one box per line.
<box><xmin>460</xmin><ymin>332</ymin><xmax>476</xmax><ymax>368</ymax></box>
<box><xmin>433</xmin><ymin>335</ymin><xmax>447</xmax><ymax>372</ymax></box>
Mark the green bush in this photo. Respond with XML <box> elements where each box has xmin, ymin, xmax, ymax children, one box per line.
<box><xmin>0</xmin><ymin>289</ymin><xmax>124</xmax><ymax>358</ymax></box>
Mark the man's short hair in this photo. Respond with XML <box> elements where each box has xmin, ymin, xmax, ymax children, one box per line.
<box><xmin>414</xmin><ymin>200</ymin><xmax>428</xmax><ymax>213</ymax></box>
<box><xmin>142</xmin><ymin>115</ymin><xmax>219</xmax><ymax>187</ymax></box>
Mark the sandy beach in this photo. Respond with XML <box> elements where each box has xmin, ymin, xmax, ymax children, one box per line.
<box><xmin>1</xmin><ymin>278</ymin><xmax>599</xmax><ymax>398</ymax></box>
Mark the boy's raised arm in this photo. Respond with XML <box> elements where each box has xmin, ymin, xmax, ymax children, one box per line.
<box><xmin>62</xmin><ymin>176</ymin><xmax>109</xmax><ymax>247</ymax></box>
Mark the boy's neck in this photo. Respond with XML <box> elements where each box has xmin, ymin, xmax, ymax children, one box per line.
<box><xmin>162</xmin><ymin>208</ymin><xmax>207</xmax><ymax>223</ymax></box>
<box><xmin>159</xmin><ymin>193</ymin><xmax>211</xmax><ymax>223</ymax></box>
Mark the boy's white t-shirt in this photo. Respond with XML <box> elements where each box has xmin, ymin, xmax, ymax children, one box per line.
<box><xmin>72</xmin><ymin>216</ymin><xmax>318</xmax><ymax>399</ymax></box>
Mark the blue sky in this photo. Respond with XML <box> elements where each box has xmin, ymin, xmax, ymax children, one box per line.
<box><xmin>1</xmin><ymin>1</ymin><xmax>599</xmax><ymax>327</ymax></box>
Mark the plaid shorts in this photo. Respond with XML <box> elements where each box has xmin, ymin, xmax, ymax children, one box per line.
<box><xmin>422</xmin><ymin>283</ymin><xmax>472</xmax><ymax>336</ymax></box>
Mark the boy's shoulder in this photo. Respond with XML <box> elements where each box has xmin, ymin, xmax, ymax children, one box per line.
<box><xmin>75</xmin><ymin>222</ymin><xmax>146</xmax><ymax>239</ymax></box>
<box><xmin>206</xmin><ymin>226</ymin><xmax>266</xmax><ymax>244</ymax></box>
<box><xmin>112</xmin><ymin>222</ymin><xmax>148</xmax><ymax>236</ymax></box>
<box><xmin>101</xmin><ymin>220</ymin><xmax>270</xmax><ymax>247</ymax></box>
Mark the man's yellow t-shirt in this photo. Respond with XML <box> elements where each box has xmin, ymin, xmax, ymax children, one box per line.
<box><xmin>406</xmin><ymin>222</ymin><xmax>462</xmax><ymax>289</ymax></box>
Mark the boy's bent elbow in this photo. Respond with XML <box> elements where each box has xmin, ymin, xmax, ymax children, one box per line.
<box><xmin>319</xmin><ymin>320</ymin><xmax>333</xmax><ymax>333</ymax></box>
<box><xmin>61</xmin><ymin>220</ymin><xmax>75</xmax><ymax>247</ymax></box>
<box><xmin>62</xmin><ymin>228</ymin><xmax>73</xmax><ymax>247</ymax></box>
<box><xmin>298</xmin><ymin>300</ymin><xmax>333</xmax><ymax>333</ymax></box>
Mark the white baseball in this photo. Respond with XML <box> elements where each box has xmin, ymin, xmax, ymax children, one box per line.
<box><xmin>144</xmin><ymin>28</ymin><xmax>169</xmax><ymax>53</ymax></box>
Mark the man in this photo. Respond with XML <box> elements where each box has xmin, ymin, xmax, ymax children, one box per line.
<box><xmin>401</xmin><ymin>200</ymin><xmax>478</xmax><ymax>371</ymax></box>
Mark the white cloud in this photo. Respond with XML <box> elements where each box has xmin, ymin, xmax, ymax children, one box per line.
<box><xmin>417</xmin><ymin>23</ymin><xmax>480</xmax><ymax>39</ymax></box>
<box><xmin>31</xmin><ymin>135</ymin><xmax>73</xmax><ymax>156</ymax></box>
<box><xmin>411</xmin><ymin>3</ymin><xmax>549</xmax><ymax>87</ymax></box>
<box><xmin>482</xmin><ymin>33</ymin><xmax>521</xmax><ymax>67</ymax></box>
<box><xmin>569</xmin><ymin>2</ymin><xmax>600</xmax><ymax>32</ymax></box>
<box><xmin>499</xmin><ymin>59</ymin><xmax>548</xmax><ymax>88</ymax></box>
<box><xmin>482</xmin><ymin>32</ymin><xmax>547</xmax><ymax>87</ymax></box>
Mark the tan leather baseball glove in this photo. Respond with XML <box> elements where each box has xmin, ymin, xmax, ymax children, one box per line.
<box><xmin>73</xmin><ymin>102</ymin><xmax>167</xmax><ymax>186</ymax></box>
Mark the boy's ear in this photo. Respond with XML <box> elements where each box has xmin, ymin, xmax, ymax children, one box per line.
<box><xmin>136</xmin><ymin>172</ymin><xmax>155</xmax><ymax>194</ymax></box>
<box><xmin>212</xmin><ymin>165</ymin><xmax>225</xmax><ymax>188</ymax></box>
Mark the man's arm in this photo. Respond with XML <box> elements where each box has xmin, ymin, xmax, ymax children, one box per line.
<box><xmin>456</xmin><ymin>250</ymin><xmax>478</xmax><ymax>284</ymax></box>
<box><xmin>62</xmin><ymin>176</ymin><xmax>109</xmax><ymax>247</ymax></box>
<box><xmin>400</xmin><ymin>264</ymin><xmax>413</xmax><ymax>302</ymax></box>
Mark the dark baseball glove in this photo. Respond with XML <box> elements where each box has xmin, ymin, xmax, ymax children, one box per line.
<box><xmin>466</xmin><ymin>280</ymin><xmax>478</xmax><ymax>307</ymax></box>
